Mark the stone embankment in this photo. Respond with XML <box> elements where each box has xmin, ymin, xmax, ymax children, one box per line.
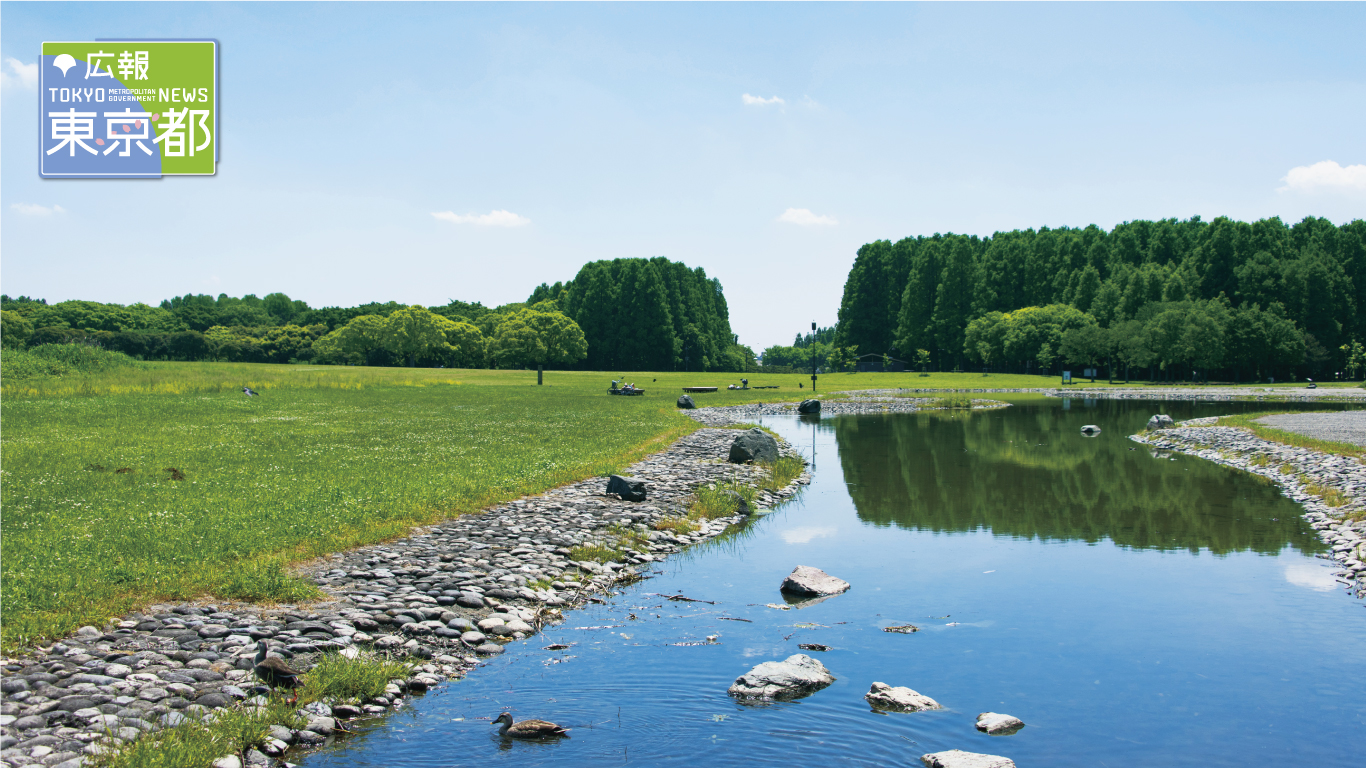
<box><xmin>0</xmin><ymin>409</ymin><xmax>814</xmax><ymax>768</ymax></box>
<box><xmin>1132</xmin><ymin>421</ymin><xmax>1366</xmax><ymax>599</ymax></box>
<box><xmin>1048</xmin><ymin>387</ymin><xmax>1366</xmax><ymax>402</ymax></box>
<box><xmin>688</xmin><ymin>395</ymin><xmax>1008</xmax><ymax>422</ymax></box>
<box><xmin>817</xmin><ymin>385</ymin><xmax>1366</xmax><ymax>402</ymax></box>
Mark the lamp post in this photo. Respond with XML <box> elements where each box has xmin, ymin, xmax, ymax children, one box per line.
<box><xmin>810</xmin><ymin>321</ymin><xmax>818</xmax><ymax>393</ymax></box>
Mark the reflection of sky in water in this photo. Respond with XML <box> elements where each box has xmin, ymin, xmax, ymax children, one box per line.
<box><xmin>1284</xmin><ymin>563</ymin><xmax>1338</xmax><ymax>592</ymax></box>
<box><xmin>779</xmin><ymin>526</ymin><xmax>836</xmax><ymax>544</ymax></box>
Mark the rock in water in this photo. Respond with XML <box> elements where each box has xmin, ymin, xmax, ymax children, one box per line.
<box><xmin>780</xmin><ymin>565</ymin><xmax>850</xmax><ymax>596</ymax></box>
<box><xmin>975</xmin><ymin>712</ymin><xmax>1025</xmax><ymax>735</ymax></box>
<box><xmin>606</xmin><ymin>474</ymin><xmax>647</xmax><ymax>502</ymax></box>
<box><xmin>1146</xmin><ymin>414</ymin><xmax>1174</xmax><ymax>431</ymax></box>
<box><xmin>728</xmin><ymin>654</ymin><xmax>835</xmax><ymax>701</ymax></box>
<box><xmin>865</xmin><ymin>681</ymin><xmax>941</xmax><ymax>712</ymax></box>
<box><xmin>1080</xmin><ymin>424</ymin><xmax>1101</xmax><ymax>435</ymax></box>
<box><xmin>677</xmin><ymin>394</ymin><xmax>696</xmax><ymax>409</ymax></box>
<box><xmin>797</xmin><ymin>399</ymin><xmax>821</xmax><ymax>414</ymax></box>
<box><xmin>728</xmin><ymin>427</ymin><xmax>779</xmax><ymax>464</ymax></box>
<box><xmin>920</xmin><ymin>750</ymin><xmax>1016</xmax><ymax>768</ymax></box>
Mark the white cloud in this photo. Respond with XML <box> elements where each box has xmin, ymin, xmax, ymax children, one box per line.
<box><xmin>777</xmin><ymin>207</ymin><xmax>838</xmax><ymax>227</ymax></box>
<box><xmin>1283</xmin><ymin>563</ymin><xmax>1336</xmax><ymax>592</ymax></box>
<box><xmin>1278</xmin><ymin>160</ymin><xmax>1366</xmax><ymax>194</ymax></box>
<box><xmin>780</xmin><ymin>526</ymin><xmax>836</xmax><ymax>544</ymax></box>
<box><xmin>1</xmin><ymin>57</ymin><xmax>38</xmax><ymax>90</ymax></box>
<box><xmin>431</xmin><ymin>209</ymin><xmax>530</xmax><ymax>227</ymax></box>
<box><xmin>742</xmin><ymin>93</ymin><xmax>785</xmax><ymax>106</ymax></box>
<box><xmin>10</xmin><ymin>203</ymin><xmax>66</xmax><ymax>216</ymax></box>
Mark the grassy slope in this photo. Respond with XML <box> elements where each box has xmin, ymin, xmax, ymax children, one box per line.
<box><xmin>2</xmin><ymin>361</ymin><xmax>1359</xmax><ymax>649</ymax></box>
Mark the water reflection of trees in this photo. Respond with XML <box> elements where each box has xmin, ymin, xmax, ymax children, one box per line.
<box><xmin>830</xmin><ymin>408</ymin><xmax>1322</xmax><ymax>555</ymax></box>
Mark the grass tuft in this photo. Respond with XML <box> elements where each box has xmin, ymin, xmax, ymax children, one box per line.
<box><xmin>217</xmin><ymin>558</ymin><xmax>322</xmax><ymax>603</ymax></box>
<box><xmin>761</xmin><ymin>455</ymin><xmax>806</xmax><ymax>490</ymax></box>
<box><xmin>568</xmin><ymin>544</ymin><xmax>622</xmax><ymax>563</ymax></box>
<box><xmin>926</xmin><ymin>395</ymin><xmax>975</xmax><ymax>409</ymax></box>
<box><xmin>88</xmin><ymin>693</ymin><xmax>305</xmax><ymax>768</ymax></box>
<box><xmin>1305</xmin><ymin>483</ymin><xmax>1348</xmax><ymax>507</ymax></box>
<box><xmin>654</xmin><ymin>516</ymin><xmax>699</xmax><ymax>534</ymax></box>
<box><xmin>299</xmin><ymin>651</ymin><xmax>413</xmax><ymax>703</ymax></box>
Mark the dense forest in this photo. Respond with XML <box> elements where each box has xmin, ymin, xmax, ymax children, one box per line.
<box><xmin>540</xmin><ymin>257</ymin><xmax>754</xmax><ymax>372</ymax></box>
<box><xmin>835</xmin><ymin>216</ymin><xmax>1366</xmax><ymax>380</ymax></box>
<box><xmin>0</xmin><ymin>257</ymin><xmax>755</xmax><ymax>372</ymax></box>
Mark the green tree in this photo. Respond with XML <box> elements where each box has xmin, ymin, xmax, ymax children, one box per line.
<box><xmin>1342</xmin><ymin>340</ymin><xmax>1366</xmax><ymax>380</ymax></box>
<box><xmin>2</xmin><ymin>310</ymin><xmax>34</xmax><ymax>349</ymax></box>
<box><xmin>489</xmin><ymin>309</ymin><xmax>588</xmax><ymax>369</ymax></box>
<box><xmin>382</xmin><ymin>306</ymin><xmax>453</xmax><ymax>367</ymax></box>
<box><xmin>1059</xmin><ymin>320</ymin><xmax>1108</xmax><ymax>380</ymax></box>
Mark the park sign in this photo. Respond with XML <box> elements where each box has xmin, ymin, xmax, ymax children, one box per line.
<box><xmin>39</xmin><ymin>40</ymin><xmax>217</xmax><ymax>177</ymax></box>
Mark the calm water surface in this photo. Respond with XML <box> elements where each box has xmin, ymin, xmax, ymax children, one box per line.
<box><xmin>303</xmin><ymin>398</ymin><xmax>1366</xmax><ymax>767</ymax></box>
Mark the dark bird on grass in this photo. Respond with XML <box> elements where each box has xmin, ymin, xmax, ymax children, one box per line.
<box><xmin>254</xmin><ymin>640</ymin><xmax>303</xmax><ymax>700</ymax></box>
<box><xmin>243</xmin><ymin>386</ymin><xmax>259</xmax><ymax>396</ymax></box>
<box><xmin>493</xmin><ymin>712</ymin><xmax>569</xmax><ymax>739</ymax></box>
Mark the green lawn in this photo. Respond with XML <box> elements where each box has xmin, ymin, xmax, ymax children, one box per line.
<box><xmin>1</xmin><ymin>361</ymin><xmax>1357</xmax><ymax>650</ymax></box>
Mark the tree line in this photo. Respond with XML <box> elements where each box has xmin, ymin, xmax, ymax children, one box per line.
<box><xmin>835</xmin><ymin>216</ymin><xmax>1366</xmax><ymax>380</ymax></box>
<box><xmin>0</xmin><ymin>257</ymin><xmax>755</xmax><ymax>372</ymax></box>
<box><xmin>533</xmin><ymin>257</ymin><xmax>756</xmax><ymax>372</ymax></box>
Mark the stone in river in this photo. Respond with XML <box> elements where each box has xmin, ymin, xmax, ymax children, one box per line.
<box><xmin>677</xmin><ymin>395</ymin><xmax>696</xmax><ymax>409</ymax></box>
<box><xmin>728</xmin><ymin>654</ymin><xmax>835</xmax><ymax>701</ymax></box>
<box><xmin>975</xmin><ymin>712</ymin><xmax>1025</xmax><ymax>735</ymax></box>
<box><xmin>474</xmin><ymin>643</ymin><xmax>505</xmax><ymax>655</ymax></box>
<box><xmin>1146</xmin><ymin>414</ymin><xmax>1174</xmax><ymax>431</ymax></box>
<box><xmin>607</xmin><ymin>475</ymin><xmax>647</xmax><ymax>502</ymax></box>
<box><xmin>1080</xmin><ymin>424</ymin><xmax>1101</xmax><ymax>436</ymax></box>
<box><xmin>864</xmin><ymin>681</ymin><xmax>941</xmax><ymax>712</ymax></box>
<box><xmin>780</xmin><ymin>565</ymin><xmax>850</xmax><ymax>596</ymax></box>
<box><xmin>797</xmin><ymin>399</ymin><xmax>821</xmax><ymax>414</ymax></box>
<box><xmin>920</xmin><ymin>750</ymin><xmax>1016</xmax><ymax>768</ymax></box>
<box><xmin>728</xmin><ymin>428</ymin><xmax>779</xmax><ymax>464</ymax></box>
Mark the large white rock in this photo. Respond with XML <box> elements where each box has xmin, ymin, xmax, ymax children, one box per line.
<box><xmin>920</xmin><ymin>750</ymin><xmax>1017</xmax><ymax>768</ymax></box>
<box><xmin>728</xmin><ymin>654</ymin><xmax>835</xmax><ymax>701</ymax></box>
<box><xmin>780</xmin><ymin>565</ymin><xmax>851</xmax><ymax>596</ymax></box>
<box><xmin>975</xmin><ymin>712</ymin><xmax>1025</xmax><ymax>735</ymax></box>
<box><xmin>864</xmin><ymin>681</ymin><xmax>941</xmax><ymax>712</ymax></box>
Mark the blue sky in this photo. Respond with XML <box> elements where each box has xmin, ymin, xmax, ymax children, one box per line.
<box><xmin>3</xmin><ymin>1</ymin><xmax>1363</xmax><ymax>350</ymax></box>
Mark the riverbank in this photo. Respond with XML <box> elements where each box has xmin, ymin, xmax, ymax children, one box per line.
<box><xmin>0</xmin><ymin>411</ymin><xmax>797</xmax><ymax>767</ymax></box>
<box><xmin>1131</xmin><ymin>421</ymin><xmax>1366</xmax><ymax>600</ymax></box>
<box><xmin>6</xmin><ymin>396</ymin><xmax>924</xmax><ymax>768</ymax></box>
<box><xmin>832</xmin><ymin>386</ymin><xmax>1366</xmax><ymax>402</ymax></box>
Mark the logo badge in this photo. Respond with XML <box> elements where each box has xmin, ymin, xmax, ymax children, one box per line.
<box><xmin>39</xmin><ymin>40</ymin><xmax>217</xmax><ymax>178</ymax></box>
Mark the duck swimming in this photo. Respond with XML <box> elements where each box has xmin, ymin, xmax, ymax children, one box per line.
<box><xmin>493</xmin><ymin>712</ymin><xmax>569</xmax><ymax>739</ymax></box>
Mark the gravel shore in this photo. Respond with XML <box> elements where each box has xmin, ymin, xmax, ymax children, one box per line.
<box><xmin>1131</xmin><ymin>420</ymin><xmax>1366</xmax><ymax>600</ymax></box>
<box><xmin>1255</xmin><ymin>411</ymin><xmax>1366</xmax><ymax>447</ymax></box>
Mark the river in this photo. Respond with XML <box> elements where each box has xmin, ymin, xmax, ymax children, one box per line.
<box><xmin>301</xmin><ymin>397</ymin><xmax>1366</xmax><ymax>767</ymax></box>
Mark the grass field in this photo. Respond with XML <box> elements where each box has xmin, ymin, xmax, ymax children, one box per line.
<box><xmin>2</xmin><ymin>360</ymin><xmax>1360</xmax><ymax>651</ymax></box>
